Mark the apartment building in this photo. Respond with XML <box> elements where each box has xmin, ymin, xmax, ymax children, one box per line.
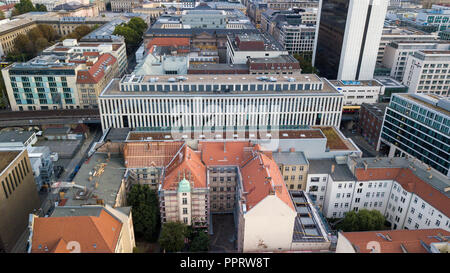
<box><xmin>336</xmin><ymin>228</ymin><xmax>450</xmax><ymax>253</ymax></box>
<box><xmin>377</xmin><ymin>26</ymin><xmax>438</xmax><ymax>64</ymax></box>
<box><xmin>2</xmin><ymin>39</ymin><xmax>123</xmax><ymax>111</ymax></box>
<box><xmin>123</xmin><ymin>141</ymin><xmax>184</xmax><ymax>189</ymax></box>
<box><xmin>0</xmin><ymin>149</ymin><xmax>40</xmax><ymax>253</ymax></box>
<box><xmin>328</xmin><ymin>80</ymin><xmax>385</xmax><ymax>108</ymax></box>
<box><xmin>43</xmin><ymin>38</ymin><xmax>127</xmax><ymax>77</ymax></box>
<box><xmin>402</xmin><ymin>50</ymin><xmax>450</xmax><ymax>96</ymax></box>
<box><xmin>98</xmin><ymin>74</ymin><xmax>345</xmax><ymax>132</ymax></box>
<box><xmin>2</xmin><ymin>55</ymin><xmax>81</xmax><ymax>111</ymax></box>
<box><xmin>382</xmin><ymin>41</ymin><xmax>450</xmax><ymax>81</ymax></box>
<box><xmin>235</xmin><ymin>145</ymin><xmax>331</xmax><ymax>252</ymax></box>
<box><xmin>159</xmin><ymin>144</ymin><xmax>209</xmax><ymax>228</ymax></box>
<box><xmin>306</xmin><ymin>157</ymin><xmax>450</xmax><ymax>233</ymax></box>
<box><xmin>28</xmin><ymin>204</ymin><xmax>136</xmax><ymax>253</ymax></box>
<box><xmin>273</xmin><ymin>150</ymin><xmax>309</xmax><ymax>191</ymax></box>
<box><xmin>261</xmin><ymin>9</ymin><xmax>316</xmax><ymax>55</ymax></box>
<box><xmin>379</xmin><ymin>93</ymin><xmax>450</xmax><ymax>177</ymax></box>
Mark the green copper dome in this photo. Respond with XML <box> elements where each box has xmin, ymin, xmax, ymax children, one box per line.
<box><xmin>177</xmin><ymin>178</ymin><xmax>191</xmax><ymax>193</ymax></box>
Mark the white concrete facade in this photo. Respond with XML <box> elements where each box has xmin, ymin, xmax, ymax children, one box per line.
<box><xmin>338</xmin><ymin>0</ymin><xmax>389</xmax><ymax>80</ymax></box>
<box><xmin>402</xmin><ymin>50</ymin><xmax>450</xmax><ymax>96</ymax></box>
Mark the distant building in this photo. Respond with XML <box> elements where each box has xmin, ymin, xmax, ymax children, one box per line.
<box><xmin>379</xmin><ymin>93</ymin><xmax>450</xmax><ymax>177</ymax></box>
<box><xmin>336</xmin><ymin>228</ymin><xmax>450</xmax><ymax>253</ymax></box>
<box><xmin>382</xmin><ymin>40</ymin><xmax>450</xmax><ymax>81</ymax></box>
<box><xmin>111</xmin><ymin>0</ymin><xmax>142</xmax><ymax>12</ymax></box>
<box><xmin>226</xmin><ymin>33</ymin><xmax>288</xmax><ymax>64</ymax></box>
<box><xmin>247</xmin><ymin>55</ymin><xmax>301</xmax><ymax>75</ymax></box>
<box><xmin>0</xmin><ymin>149</ymin><xmax>40</xmax><ymax>253</ymax></box>
<box><xmin>314</xmin><ymin>0</ymin><xmax>389</xmax><ymax>80</ymax></box>
<box><xmin>261</xmin><ymin>8</ymin><xmax>317</xmax><ymax>55</ymax></box>
<box><xmin>28</xmin><ymin>204</ymin><xmax>136</xmax><ymax>253</ymax></box>
<box><xmin>378</xmin><ymin>26</ymin><xmax>438</xmax><ymax>64</ymax></box>
<box><xmin>402</xmin><ymin>50</ymin><xmax>450</xmax><ymax>96</ymax></box>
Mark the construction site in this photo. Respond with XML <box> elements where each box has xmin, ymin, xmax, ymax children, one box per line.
<box><xmin>51</xmin><ymin>152</ymin><xmax>129</xmax><ymax>208</ymax></box>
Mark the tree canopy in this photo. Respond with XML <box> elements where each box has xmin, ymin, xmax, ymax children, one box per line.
<box><xmin>113</xmin><ymin>17</ymin><xmax>148</xmax><ymax>55</ymax></box>
<box><xmin>336</xmin><ymin>209</ymin><xmax>386</xmax><ymax>232</ymax></box>
<box><xmin>159</xmin><ymin>222</ymin><xmax>188</xmax><ymax>253</ymax></box>
<box><xmin>127</xmin><ymin>185</ymin><xmax>160</xmax><ymax>242</ymax></box>
<box><xmin>11</xmin><ymin>0</ymin><xmax>41</xmax><ymax>16</ymax></box>
<box><xmin>189</xmin><ymin>230</ymin><xmax>210</xmax><ymax>252</ymax></box>
<box><xmin>62</xmin><ymin>25</ymin><xmax>93</xmax><ymax>41</ymax></box>
<box><xmin>6</xmin><ymin>24</ymin><xmax>59</xmax><ymax>62</ymax></box>
<box><xmin>293</xmin><ymin>53</ymin><xmax>318</xmax><ymax>74</ymax></box>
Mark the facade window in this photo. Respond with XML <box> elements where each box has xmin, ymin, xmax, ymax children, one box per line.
<box><xmin>182</xmin><ymin>198</ymin><xmax>187</xmax><ymax>205</ymax></box>
<box><xmin>183</xmin><ymin>208</ymin><xmax>188</xmax><ymax>215</ymax></box>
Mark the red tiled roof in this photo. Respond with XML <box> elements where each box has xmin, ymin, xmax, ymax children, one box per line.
<box><xmin>0</xmin><ymin>3</ymin><xmax>15</xmax><ymax>11</ymax></box>
<box><xmin>356</xmin><ymin>167</ymin><xmax>450</xmax><ymax>217</ymax></box>
<box><xmin>341</xmin><ymin>228</ymin><xmax>450</xmax><ymax>253</ymax></box>
<box><xmin>31</xmin><ymin>210</ymin><xmax>122</xmax><ymax>253</ymax></box>
<box><xmin>76</xmin><ymin>53</ymin><xmax>116</xmax><ymax>84</ymax></box>
<box><xmin>162</xmin><ymin>145</ymin><xmax>207</xmax><ymax>190</ymax></box>
<box><xmin>240</xmin><ymin>150</ymin><xmax>295</xmax><ymax>212</ymax></box>
<box><xmin>124</xmin><ymin>141</ymin><xmax>184</xmax><ymax>168</ymax></box>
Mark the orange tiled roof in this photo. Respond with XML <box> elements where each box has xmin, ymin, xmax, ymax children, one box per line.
<box><xmin>341</xmin><ymin>228</ymin><xmax>450</xmax><ymax>253</ymax></box>
<box><xmin>76</xmin><ymin>53</ymin><xmax>116</xmax><ymax>84</ymax></box>
<box><xmin>147</xmin><ymin>37</ymin><xmax>190</xmax><ymax>49</ymax></box>
<box><xmin>356</xmin><ymin>168</ymin><xmax>450</xmax><ymax>217</ymax></box>
<box><xmin>162</xmin><ymin>144</ymin><xmax>207</xmax><ymax>190</ymax></box>
<box><xmin>199</xmin><ymin>141</ymin><xmax>254</xmax><ymax>166</ymax></box>
<box><xmin>240</xmin><ymin>150</ymin><xmax>295</xmax><ymax>212</ymax></box>
<box><xmin>124</xmin><ymin>141</ymin><xmax>184</xmax><ymax>168</ymax></box>
<box><xmin>31</xmin><ymin>210</ymin><xmax>122</xmax><ymax>253</ymax></box>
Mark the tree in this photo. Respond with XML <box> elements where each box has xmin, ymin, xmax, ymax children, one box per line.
<box><xmin>38</xmin><ymin>24</ymin><xmax>59</xmax><ymax>42</ymax></box>
<box><xmin>14</xmin><ymin>34</ymin><xmax>33</xmax><ymax>56</ymax></box>
<box><xmin>189</xmin><ymin>231</ymin><xmax>210</xmax><ymax>252</ymax></box>
<box><xmin>0</xmin><ymin>10</ymin><xmax>5</xmax><ymax>20</ymax></box>
<box><xmin>159</xmin><ymin>222</ymin><xmax>188</xmax><ymax>253</ymax></box>
<box><xmin>127</xmin><ymin>185</ymin><xmax>160</xmax><ymax>242</ymax></box>
<box><xmin>336</xmin><ymin>209</ymin><xmax>386</xmax><ymax>232</ymax></box>
<box><xmin>12</xmin><ymin>0</ymin><xmax>36</xmax><ymax>16</ymax></box>
<box><xmin>27</xmin><ymin>27</ymin><xmax>43</xmax><ymax>43</ymax></box>
<box><xmin>293</xmin><ymin>53</ymin><xmax>318</xmax><ymax>74</ymax></box>
<box><xmin>35</xmin><ymin>4</ymin><xmax>47</xmax><ymax>12</ymax></box>
<box><xmin>128</xmin><ymin>17</ymin><xmax>148</xmax><ymax>36</ymax></box>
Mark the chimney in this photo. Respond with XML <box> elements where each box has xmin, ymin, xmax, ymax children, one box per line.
<box><xmin>289</xmin><ymin>147</ymin><xmax>295</xmax><ymax>153</ymax></box>
<box><xmin>363</xmin><ymin>161</ymin><xmax>368</xmax><ymax>171</ymax></box>
<box><xmin>331</xmin><ymin>164</ymin><xmax>335</xmax><ymax>174</ymax></box>
<box><xmin>429</xmin><ymin>174</ymin><xmax>432</xmax><ymax>179</ymax></box>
